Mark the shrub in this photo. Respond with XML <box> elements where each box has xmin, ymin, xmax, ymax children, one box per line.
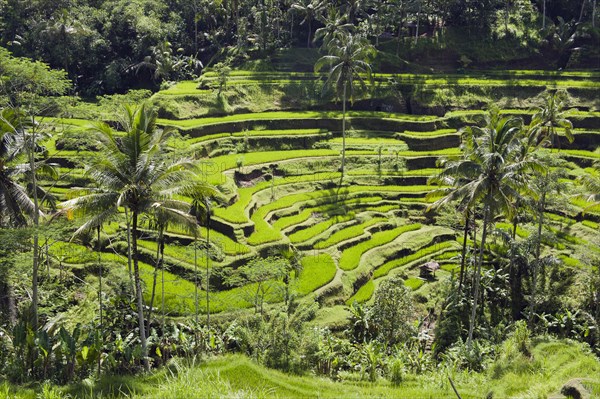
<box><xmin>371</xmin><ymin>276</ymin><xmax>415</xmax><ymax>346</ymax></box>
<box><xmin>387</xmin><ymin>357</ymin><xmax>405</xmax><ymax>386</ymax></box>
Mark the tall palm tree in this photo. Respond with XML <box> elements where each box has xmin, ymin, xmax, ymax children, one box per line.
<box><xmin>314</xmin><ymin>33</ymin><xmax>374</xmax><ymax>181</ymax></box>
<box><xmin>146</xmin><ymin>201</ymin><xmax>198</xmax><ymax>332</ymax></box>
<box><xmin>431</xmin><ymin>110</ymin><xmax>531</xmax><ymax>345</ymax></box>
<box><xmin>62</xmin><ymin>103</ymin><xmax>197</xmax><ymax>370</ymax></box>
<box><xmin>461</xmin><ymin>110</ymin><xmax>532</xmax><ymax>346</ymax></box>
<box><xmin>291</xmin><ymin>0</ymin><xmax>326</xmax><ymax>48</ymax></box>
<box><xmin>0</xmin><ymin>109</ymin><xmax>37</xmax><ymax>227</ymax></box>
<box><xmin>0</xmin><ymin>108</ymin><xmax>55</xmax><ymax>330</ymax></box>
<box><xmin>530</xmin><ymin>90</ymin><xmax>574</xmax><ymax>149</ymax></box>
<box><xmin>188</xmin><ymin>185</ymin><xmax>222</xmax><ymax>330</ymax></box>
<box><xmin>314</xmin><ymin>8</ymin><xmax>353</xmax><ymax>50</ymax></box>
<box><xmin>578</xmin><ymin>162</ymin><xmax>600</xmax><ymax>210</ymax></box>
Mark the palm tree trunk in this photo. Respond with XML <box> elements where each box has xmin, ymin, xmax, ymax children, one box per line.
<box><xmin>468</xmin><ymin>204</ymin><xmax>489</xmax><ymax>346</ymax></box>
<box><xmin>308</xmin><ymin>18</ymin><xmax>312</xmax><ymax>48</ymax></box>
<box><xmin>206</xmin><ymin>208</ymin><xmax>211</xmax><ymax>332</ymax></box>
<box><xmin>131</xmin><ymin>211</ymin><xmax>149</xmax><ymax>371</ymax></box>
<box><xmin>194</xmin><ymin>235</ymin><xmax>199</xmax><ymax>325</ymax></box>
<box><xmin>458</xmin><ymin>209</ymin><xmax>470</xmax><ymax>292</ymax></box>
<box><xmin>579</xmin><ymin>0</ymin><xmax>587</xmax><ymax>23</ymax></box>
<box><xmin>147</xmin><ymin>229</ymin><xmax>161</xmax><ymax>336</ymax></box>
<box><xmin>504</xmin><ymin>0</ymin><xmax>510</xmax><ymax>35</ymax></box>
<box><xmin>542</xmin><ymin>0</ymin><xmax>546</xmax><ymax>29</ymax></box>
<box><xmin>97</xmin><ymin>225</ymin><xmax>102</xmax><ymax>375</ymax></box>
<box><xmin>29</xmin><ymin>126</ymin><xmax>40</xmax><ymax>331</ymax></box>
<box><xmin>124</xmin><ymin>207</ymin><xmax>134</xmax><ymax>295</ymax></box>
<box><xmin>341</xmin><ymin>83</ymin><xmax>347</xmax><ymax>178</ymax></box>
<box><xmin>415</xmin><ymin>0</ymin><xmax>421</xmax><ymax>45</ymax></box>
<box><xmin>529</xmin><ymin>188</ymin><xmax>546</xmax><ymax>327</ymax></box>
<box><xmin>161</xmin><ymin>239</ymin><xmax>165</xmax><ymax>327</ymax></box>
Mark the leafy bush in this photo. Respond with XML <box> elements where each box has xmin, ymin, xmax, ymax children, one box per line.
<box><xmin>371</xmin><ymin>276</ymin><xmax>415</xmax><ymax>346</ymax></box>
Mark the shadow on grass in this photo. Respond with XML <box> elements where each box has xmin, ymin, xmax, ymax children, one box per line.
<box><xmin>64</xmin><ymin>373</ymin><xmax>149</xmax><ymax>398</ymax></box>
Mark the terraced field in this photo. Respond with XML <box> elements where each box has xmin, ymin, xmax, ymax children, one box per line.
<box><xmin>43</xmin><ymin>71</ymin><xmax>600</xmax><ymax>326</ymax></box>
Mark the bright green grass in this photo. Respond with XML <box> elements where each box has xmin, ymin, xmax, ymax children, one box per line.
<box><xmin>272</xmin><ymin>196</ymin><xmax>383</xmax><ymax>231</ymax></box>
<box><xmin>232</xmin><ymin>128</ymin><xmax>328</xmax><ymax>137</ymax></box>
<box><xmin>582</xmin><ymin>220</ymin><xmax>599</xmax><ymax>229</ymax></box>
<box><xmin>164</xmin><ymin>225</ymin><xmax>251</xmax><ymax>256</ymax></box>
<box><xmin>247</xmin><ymin>189</ymin><xmax>361</xmax><ymax>246</ymax></box>
<box><xmin>288</xmin><ymin>214</ymin><xmax>354</xmax><ymax>244</ymax></box>
<box><xmin>203</xmin><ymin>150</ymin><xmax>357</xmax><ymax>185</ymax></box>
<box><xmin>328</xmin><ymin>137</ymin><xmax>403</xmax><ymax>145</ymax></box>
<box><xmin>399</xmin><ymin>129</ymin><xmax>457</xmax><ymax>138</ymax></box>
<box><xmin>496</xmin><ymin>222</ymin><xmax>529</xmax><ymax>238</ymax></box>
<box><xmin>396</xmin><ymin>148</ymin><xmax>461</xmax><ymax>157</ymax></box>
<box><xmin>158</xmin><ymin>110</ymin><xmax>440</xmax><ymax>129</ymax></box>
<box><xmin>294</xmin><ymin>254</ymin><xmax>337</xmax><ymax>295</ymax></box>
<box><xmin>213</xmin><ymin>172</ymin><xmax>340</xmax><ymax>223</ymax></box>
<box><xmin>561</xmin><ymin>149</ymin><xmax>600</xmax><ymax>159</ymax></box>
<box><xmin>7</xmin><ymin>339</ymin><xmax>600</xmax><ymax>398</ymax></box>
<box><xmin>404</xmin><ymin>277</ymin><xmax>425</xmax><ymax>290</ymax></box>
<box><xmin>373</xmin><ymin>241</ymin><xmax>456</xmax><ymax>278</ymax></box>
<box><xmin>155</xmin><ymin>81</ymin><xmax>211</xmax><ymax>95</ymax></box>
<box><xmin>314</xmin><ymin>217</ymin><xmax>386</xmax><ymax>249</ymax></box>
<box><xmin>339</xmin><ymin>224</ymin><xmax>421</xmax><ymax>271</ymax></box>
<box><xmin>559</xmin><ymin>254</ymin><xmax>582</xmax><ymax>268</ymax></box>
<box><xmin>347</xmin><ymin>279</ymin><xmax>375</xmax><ymax>304</ymax></box>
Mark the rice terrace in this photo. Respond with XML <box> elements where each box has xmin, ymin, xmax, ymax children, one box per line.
<box><xmin>0</xmin><ymin>1</ymin><xmax>599</xmax><ymax>398</ymax></box>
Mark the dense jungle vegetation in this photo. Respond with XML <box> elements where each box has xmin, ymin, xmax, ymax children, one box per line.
<box><xmin>0</xmin><ymin>0</ymin><xmax>600</xmax><ymax>398</ymax></box>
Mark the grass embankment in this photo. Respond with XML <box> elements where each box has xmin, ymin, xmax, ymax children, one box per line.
<box><xmin>5</xmin><ymin>339</ymin><xmax>598</xmax><ymax>398</ymax></box>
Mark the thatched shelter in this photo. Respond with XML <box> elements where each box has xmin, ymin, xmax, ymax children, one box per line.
<box><xmin>419</xmin><ymin>261</ymin><xmax>440</xmax><ymax>278</ymax></box>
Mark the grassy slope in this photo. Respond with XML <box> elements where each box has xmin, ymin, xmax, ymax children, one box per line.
<box><xmin>5</xmin><ymin>339</ymin><xmax>598</xmax><ymax>398</ymax></box>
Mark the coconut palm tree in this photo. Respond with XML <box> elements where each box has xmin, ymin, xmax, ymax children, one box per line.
<box><xmin>0</xmin><ymin>108</ymin><xmax>37</xmax><ymax>227</ymax></box>
<box><xmin>530</xmin><ymin>90</ymin><xmax>574</xmax><ymax>149</ymax></box>
<box><xmin>188</xmin><ymin>184</ymin><xmax>222</xmax><ymax>330</ymax></box>
<box><xmin>0</xmin><ymin>108</ymin><xmax>57</xmax><ymax>330</ymax></box>
<box><xmin>578</xmin><ymin>162</ymin><xmax>600</xmax><ymax>210</ymax></box>
<box><xmin>291</xmin><ymin>0</ymin><xmax>326</xmax><ymax>48</ymax></box>
<box><xmin>461</xmin><ymin>110</ymin><xmax>532</xmax><ymax>346</ymax></box>
<box><xmin>314</xmin><ymin>33</ymin><xmax>374</xmax><ymax>181</ymax></box>
<box><xmin>314</xmin><ymin>8</ymin><xmax>354</xmax><ymax>50</ymax></box>
<box><xmin>146</xmin><ymin>201</ymin><xmax>198</xmax><ymax>333</ymax></box>
<box><xmin>431</xmin><ymin>109</ymin><xmax>531</xmax><ymax>345</ymax></box>
<box><xmin>62</xmin><ymin>103</ymin><xmax>197</xmax><ymax>370</ymax></box>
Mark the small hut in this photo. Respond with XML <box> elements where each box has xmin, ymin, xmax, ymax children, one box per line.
<box><xmin>419</xmin><ymin>261</ymin><xmax>440</xmax><ymax>278</ymax></box>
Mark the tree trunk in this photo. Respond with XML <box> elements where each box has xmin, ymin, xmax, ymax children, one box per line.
<box><xmin>132</xmin><ymin>211</ymin><xmax>149</xmax><ymax>371</ymax></box>
<box><xmin>307</xmin><ymin>17</ymin><xmax>312</xmax><ymax>48</ymax></box>
<box><xmin>160</xmin><ymin>238</ymin><xmax>165</xmax><ymax>327</ymax></box>
<box><xmin>505</xmin><ymin>0</ymin><xmax>510</xmax><ymax>35</ymax></box>
<box><xmin>396</xmin><ymin>24</ymin><xmax>402</xmax><ymax>56</ymax></box>
<box><xmin>124</xmin><ymin>207</ymin><xmax>134</xmax><ymax>295</ymax></box>
<box><xmin>458</xmin><ymin>209</ymin><xmax>470</xmax><ymax>293</ymax></box>
<box><xmin>97</xmin><ymin>225</ymin><xmax>102</xmax><ymax>375</ymax></box>
<box><xmin>341</xmin><ymin>83</ymin><xmax>347</xmax><ymax>178</ymax></box>
<box><xmin>147</xmin><ymin>228</ymin><xmax>161</xmax><ymax>336</ymax></box>
<box><xmin>415</xmin><ymin>0</ymin><xmax>421</xmax><ymax>45</ymax></box>
<box><xmin>468</xmin><ymin>204</ymin><xmax>489</xmax><ymax>346</ymax></box>
<box><xmin>529</xmin><ymin>188</ymin><xmax>546</xmax><ymax>327</ymax></box>
<box><xmin>194</xmin><ymin>235</ymin><xmax>199</xmax><ymax>325</ymax></box>
<box><xmin>542</xmin><ymin>0</ymin><xmax>546</xmax><ymax>29</ymax></box>
<box><xmin>30</xmin><ymin>125</ymin><xmax>40</xmax><ymax>331</ymax></box>
<box><xmin>579</xmin><ymin>0</ymin><xmax>587</xmax><ymax>23</ymax></box>
<box><xmin>206</xmin><ymin>206</ymin><xmax>211</xmax><ymax>332</ymax></box>
<box><xmin>7</xmin><ymin>282</ymin><xmax>16</xmax><ymax>326</ymax></box>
